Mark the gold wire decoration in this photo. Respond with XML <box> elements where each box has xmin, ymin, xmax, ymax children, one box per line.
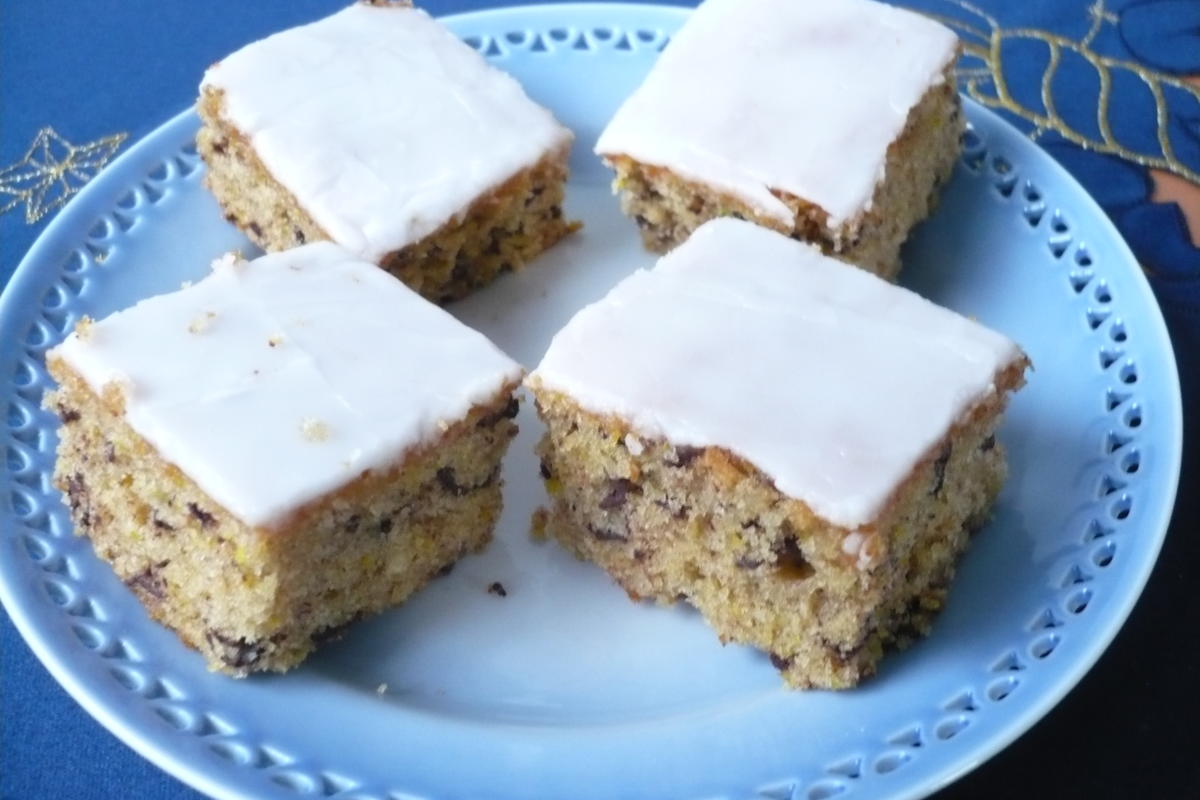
<box><xmin>0</xmin><ymin>128</ymin><xmax>129</xmax><ymax>225</ymax></box>
<box><xmin>920</xmin><ymin>0</ymin><xmax>1200</xmax><ymax>185</ymax></box>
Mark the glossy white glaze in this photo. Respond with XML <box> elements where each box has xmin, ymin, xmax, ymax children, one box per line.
<box><xmin>54</xmin><ymin>243</ymin><xmax>522</xmax><ymax>529</ymax></box>
<box><xmin>530</xmin><ymin>219</ymin><xmax>1024</xmax><ymax>528</ymax></box>
<box><xmin>595</xmin><ymin>0</ymin><xmax>958</xmax><ymax>228</ymax></box>
<box><xmin>202</xmin><ymin>2</ymin><xmax>572</xmax><ymax>261</ymax></box>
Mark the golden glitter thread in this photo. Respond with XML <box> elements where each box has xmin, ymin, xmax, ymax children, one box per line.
<box><xmin>918</xmin><ymin>0</ymin><xmax>1200</xmax><ymax>185</ymax></box>
<box><xmin>0</xmin><ymin>128</ymin><xmax>128</xmax><ymax>224</ymax></box>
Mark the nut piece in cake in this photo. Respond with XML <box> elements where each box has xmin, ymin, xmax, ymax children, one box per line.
<box><xmin>44</xmin><ymin>242</ymin><xmax>524</xmax><ymax>675</ymax></box>
<box><xmin>595</xmin><ymin>0</ymin><xmax>963</xmax><ymax>279</ymax></box>
<box><xmin>197</xmin><ymin>0</ymin><xmax>578</xmax><ymax>304</ymax></box>
<box><xmin>527</xmin><ymin>219</ymin><xmax>1029</xmax><ymax>689</ymax></box>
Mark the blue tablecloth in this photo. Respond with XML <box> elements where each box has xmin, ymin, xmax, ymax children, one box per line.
<box><xmin>2</xmin><ymin>1</ymin><xmax>1196</xmax><ymax>797</ymax></box>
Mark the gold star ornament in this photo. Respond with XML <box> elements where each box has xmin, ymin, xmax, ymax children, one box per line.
<box><xmin>0</xmin><ymin>127</ymin><xmax>128</xmax><ymax>224</ymax></box>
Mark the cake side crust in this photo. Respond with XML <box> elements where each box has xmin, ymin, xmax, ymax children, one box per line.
<box><xmin>603</xmin><ymin>64</ymin><xmax>963</xmax><ymax>279</ymax></box>
<box><xmin>196</xmin><ymin>88</ymin><xmax>328</xmax><ymax>255</ymax></box>
<box><xmin>46</xmin><ymin>355</ymin><xmax>520</xmax><ymax>674</ymax></box>
<box><xmin>197</xmin><ymin>86</ymin><xmax>578</xmax><ymax>303</ymax></box>
<box><xmin>529</xmin><ymin>357</ymin><xmax>1025</xmax><ymax>689</ymax></box>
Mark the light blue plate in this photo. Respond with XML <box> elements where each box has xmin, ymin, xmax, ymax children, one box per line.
<box><xmin>0</xmin><ymin>5</ymin><xmax>1183</xmax><ymax>799</ymax></box>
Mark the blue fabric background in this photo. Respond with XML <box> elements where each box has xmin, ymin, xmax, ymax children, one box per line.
<box><xmin>2</xmin><ymin>1</ymin><xmax>1196</xmax><ymax>797</ymax></box>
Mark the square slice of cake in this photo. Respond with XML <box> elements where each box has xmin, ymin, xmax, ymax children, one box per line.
<box><xmin>527</xmin><ymin>219</ymin><xmax>1028</xmax><ymax>689</ymax></box>
<box><xmin>198</xmin><ymin>0</ymin><xmax>577</xmax><ymax>304</ymax></box>
<box><xmin>595</xmin><ymin>0</ymin><xmax>963</xmax><ymax>279</ymax></box>
<box><xmin>45</xmin><ymin>242</ymin><xmax>523</xmax><ymax>675</ymax></box>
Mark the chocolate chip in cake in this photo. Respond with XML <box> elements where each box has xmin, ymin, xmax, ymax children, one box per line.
<box><xmin>206</xmin><ymin>630</ymin><xmax>266</xmax><ymax>669</ymax></box>
<box><xmin>151</xmin><ymin>514</ymin><xmax>175</xmax><ymax>533</ymax></box>
<box><xmin>539</xmin><ymin>458</ymin><xmax>553</xmax><ymax>479</ymax></box>
<box><xmin>211</xmin><ymin>139</ymin><xmax>227</xmax><ymax>155</ymax></box>
<box><xmin>126</xmin><ymin>560</ymin><xmax>169</xmax><ymax>600</ymax></box>
<box><xmin>477</xmin><ymin>396</ymin><xmax>519</xmax><ymax>427</ymax></box>
<box><xmin>434</xmin><ymin>561</ymin><xmax>456</xmax><ymax>578</ymax></box>
<box><xmin>599</xmin><ymin>478</ymin><xmax>640</xmax><ymax>510</ymax></box>
<box><xmin>104</xmin><ymin>441</ymin><xmax>117</xmax><ymax>463</ymax></box>
<box><xmin>487</xmin><ymin>581</ymin><xmax>507</xmax><ymax>597</ymax></box>
<box><xmin>769</xmin><ymin>652</ymin><xmax>794</xmax><ymax>670</ymax></box>
<box><xmin>588</xmin><ymin>523</ymin><xmax>627</xmax><ymax>542</ymax></box>
<box><xmin>247</xmin><ymin>221</ymin><xmax>263</xmax><ymax>238</ymax></box>
<box><xmin>65</xmin><ymin>472</ymin><xmax>85</xmax><ymax>507</ymax></box>
<box><xmin>56</xmin><ymin>405</ymin><xmax>81</xmax><ymax>424</ymax></box>
<box><xmin>293</xmin><ymin>226</ymin><xmax>307</xmax><ymax>244</ymax></box>
<box><xmin>343</xmin><ymin>513</ymin><xmax>362</xmax><ymax>533</ymax></box>
<box><xmin>310</xmin><ymin>615</ymin><xmax>362</xmax><ymax>647</ymax></box>
<box><xmin>65</xmin><ymin>472</ymin><xmax>92</xmax><ymax>527</ymax></box>
<box><xmin>378</xmin><ymin>516</ymin><xmax>394</xmax><ymax>535</ymax></box>
<box><xmin>436</xmin><ymin>467</ymin><xmax>467</xmax><ymax>495</ymax></box>
<box><xmin>450</xmin><ymin>255</ymin><xmax>471</xmax><ymax>285</ymax></box>
<box><xmin>930</xmin><ymin>443</ymin><xmax>952</xmax><ymax>496</ymax></box>
<box><xmin>669</xmin><ymin>445</ymin><xmax>702</xmax><ymax>468</ymax></box>
<box><xmin>653</xmin><ymin>498</ymin><xmax>690</xmax><ymax>521</ymax></box>
<box><xmin>187</xmin><ymin>502</ymin><xmax>216</xmax><ymax>528</ymax></box>
<box><xmin>736</xmin><ymin>555</ymin><xmax>764</xmax><ymax>569</ymax></box>
<box><xmin>980</xmin><ymin>434</ymin><xmax>996</xmax><ymax>452</ymax></box>
<box><xmin>436</xmin><ymin>465</ymin><xmax>499</xmax><ymax>496</ymax></box>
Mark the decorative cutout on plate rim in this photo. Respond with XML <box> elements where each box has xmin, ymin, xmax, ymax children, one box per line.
<box><xmin>462</xmin><ymin>24</ymin><xmax>669</xmax><ymax>58</ymax></box>
<box><xmin>0</xmin><ymin>21</ymin><xmax>1156</xmax><ymax>800</ymax></box>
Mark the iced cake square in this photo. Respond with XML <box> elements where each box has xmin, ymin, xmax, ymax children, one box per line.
<box><xmin>595</xmin><ymin>0</ymin><xmax>962</xmax><ymax>279</ymax></box>
<box><xmin>198</xmin><ymin>0</ymin><xmax>577</xmax><ymax>303</ymax></box>
<box><xmin>45</xmin><ymin>242</ymin><xmax>523</xmax><ymax>674</ymax></box>
<box><xmin>527</xmin><ymin>219</ymin><xmax>1028</xmax><ymax>688</ymax></box>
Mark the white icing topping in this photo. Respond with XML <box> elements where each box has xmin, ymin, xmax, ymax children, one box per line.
<box><xmin>202</xmin><ymin>3</ymin><xmax>572</xmax><ymax>262</ymax></box>
<box><xmin>53</xmin><ymin>242</ymin><xmax>522</xmax><ymax>529</ymax></box>
<box><xmin>595</xmin><ymin>0</ymin><xmax>958</xmax><ymax>228</ymax></box>
<box><xmin>529</xmin><ymin>219</ymin><xmax>1024</xmax><ymax>529</ymax></box>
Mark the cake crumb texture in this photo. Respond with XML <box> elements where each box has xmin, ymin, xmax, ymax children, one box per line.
<box><xmin>196</xmin><ymin>1</ymin><xmax>579</xmax><ymax>302</ymax></box>
<box><xmin>532</xmin><ymin>375</ymin><xmax>1020</xmax><ymax>689</ymax></box>
<box><xmin>526</xmin><ymin>218</ymin><xmax>1029</xmax><ymax>687</ymax></box>
<box><xmin>46</xmin><ymin>361</ymin><xmax>519</xmax><ymax>675</ymax></box>
<box><xmin>605</xmin><ymin>73</ymin><xmax>962</xmax><ymax>279</ymax></box>
<box><xmin>198</xmin><ymin>94</ymin><xmax>577</xmax><ymax>302</ymax></box>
